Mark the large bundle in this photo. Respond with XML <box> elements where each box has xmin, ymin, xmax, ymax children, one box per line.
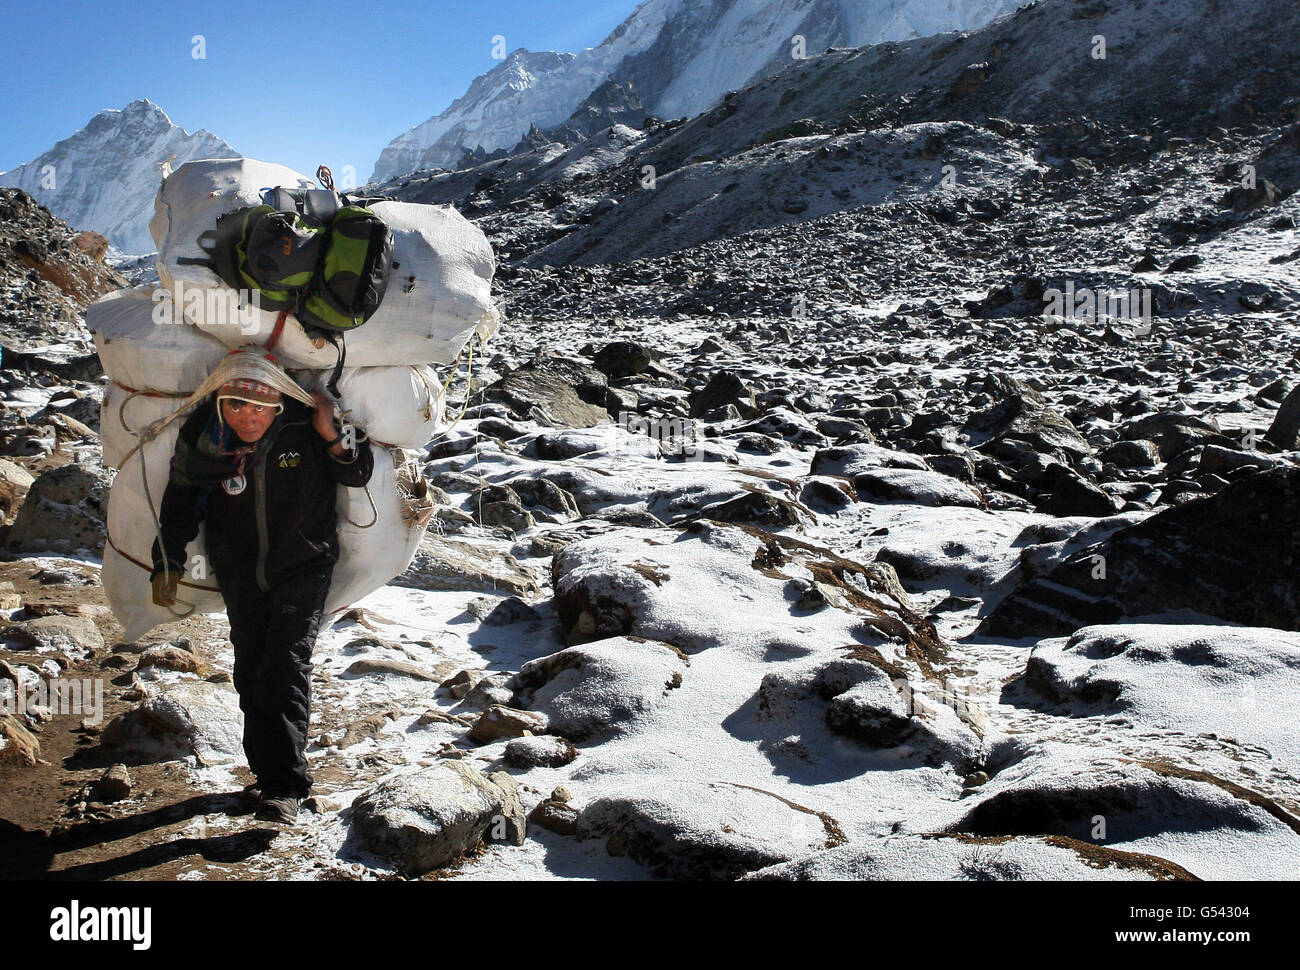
<box><xmin>151</xmin><ymin>158</ymin><xmax>500</xmax><ymax>367</ymax></box>
<box><xmin>101</xmin><ymin>406</ymin><xmax>227</xmax><ymax>642</ymax></box>
<box><xmin>90</xmin><ymin>286</ymin><xmax>229</xmax><ymax>468</ymax></box>
<box><xmin>327</xmin><ymin>447</ymin><xmax>429</xmax><ymax>615</ymax></box>
<box><xmin>87</xmin><ymin>286</ymin><xmax>447</xmax><ymax>642</ymax></box>
<box><xmin>293</xmin><ymin>364</ymin><xmax>447</xmax><ymax>450</ymax></box>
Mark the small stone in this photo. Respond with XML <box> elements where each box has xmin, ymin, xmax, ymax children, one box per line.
<box><xmin>344</xmin><ymin>658</ymin><xmax>440</xmax><ymax>681</ymax></box>
<box><xmin>304</xmin><ymin>795</ymin><xmax>341</xmax><ymax>814</ymax></box>
<box><xmin>470</xmin><ymin>705</ymin><xmax>547</xmax><ymax>744</ymax></box>
<box><xmin>551</xmin><ymin>786</ymin><xmax>573</xmax><ymax>803</ymax></box>
<box><xmin>504</xmin><ymin>735</ymin><xmax>578</xmax><ymax>769</ymax></box>
<box><xmin>529</xmin><ymin>799</ymin><xmax>579</xmax><ymax>837</ymax></box>
<box><xmin>93</xmin><ymin>764</ymin><xmax>132</xmax><ymax>803</ymax></box>
<box><xmin>963</xmin><ymin>771</ymin><xmax>990</xmax><ymax>788</ymax></box>
<box><xmin>138</xmin><ymin>644</ymin><xmax>206</xmax><ymax>675</ymax></box>
<box><xmin>439</xmin><ymin>669</ymin><xmax>486</xmax><ymax>698</ymax></box>
<box><xmin>0</xmin><ymin>714</ymin><xmax>41</xmax><ymax>767</ymax></box>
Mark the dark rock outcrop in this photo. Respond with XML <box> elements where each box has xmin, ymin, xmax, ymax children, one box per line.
<box><xmin>980</xmin><ymin>467</ymin><xmax>1300</xmax><ymax>636</ymax></box>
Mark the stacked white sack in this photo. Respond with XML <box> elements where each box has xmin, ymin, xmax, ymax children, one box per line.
<box><xmin>86</xmin><ymin>286</ymin><xmax>433</xmax><ymax>641</ymax></box>
<box><xmin>91</xmin><ymin>286</ymin><xmax>230</xmax><ymax>468</ymax></box>
<box><xmin>292</xmin><ymin>364</ymin><xmax>447</xmax><ymax>450</ymax></box>
<box><xmin>152</xmin><ymin>158</ymin><xmax>500</xmax><ymax>368</ymax></box>
<box><xmin>326</xmin><ymin>446</ymin><xmax>426</xmax><ymax>618</ymax></box>
<box><xmin>102</xmin><ymin>414</ymin><xmax>228</xmax><ymax>643</ymax></box>
<box><xmin>89</xmin><ymin>287</ymin><xmax>231</xmax><ymax>639</ymax></box>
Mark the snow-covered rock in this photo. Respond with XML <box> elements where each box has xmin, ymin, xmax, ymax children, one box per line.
<box><xmin>347</xmin><ymin>762</ymin><xmax>525</xmax><ymax>875</ymax></box>
<box><xmin>1025</xmin><ymin>624</ymin><xmax>1300</xmax><ymax>774</ymax></box>
<box><xmin>100</xmin><ymin>681</ymin><xmax>244</xmax><ymax>767</ymax></box>
<box><xmin>576</xmin><ymin>778</ymin><xmax>844</xmax><ymax>880</ymax></box>
<box><xmin>517</xmin><ymin>635</ymin><xmax>688</xmax><ymax>742</ymax></box>
<box><xmin>744</xmin><ymin>832</ymin><xmax>1196</xmax><ymax>881</ymax></box>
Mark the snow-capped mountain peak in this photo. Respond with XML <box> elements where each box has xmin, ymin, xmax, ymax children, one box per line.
<box><xmin>370</xmin><ymin>0</ymin><xmax>1029</xmax><ymax>182</ymax></box>
<box><xmin>0</xmin><ymin>99</ymin><xmax>239</xmax><ymax>255</ymax></box>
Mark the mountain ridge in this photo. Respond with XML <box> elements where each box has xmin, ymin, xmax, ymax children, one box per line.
<box><xmin>0</xmin><ymin>99</ymin><xmax>239</xmax><ymax>255</ymax></box>
<box><xmin>369</xmin><ymin>0</ymin><xmax>1028</xmax><ymax>182</ymax></box>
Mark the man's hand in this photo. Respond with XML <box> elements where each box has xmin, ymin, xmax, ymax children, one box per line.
<box><xmin>152</xmin><ymin>570</ymin><xmax>179</xmax><ymax>608</ymax></box>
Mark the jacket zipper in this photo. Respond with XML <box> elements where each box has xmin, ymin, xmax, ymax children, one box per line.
<box><xmin>252</xmin><ymin>416</ymin><xmax>311</xmax><ymax>592</ymax></box>
<box><xmin>254</xmin><ymin>435</ymin><xmax>272</xmax><ymax>592</ymax></box>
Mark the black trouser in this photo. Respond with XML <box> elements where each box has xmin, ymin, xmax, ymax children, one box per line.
<box><xmin>215</xmin><ymin>562</ymin><xmax>333</xmax><ymax>800</ymax></box>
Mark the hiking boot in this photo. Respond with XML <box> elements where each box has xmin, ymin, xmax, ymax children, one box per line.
<box><xmin>255</xmin><ymin>795</ymin><xmax>301</xmax><ymax>825</ymax></box>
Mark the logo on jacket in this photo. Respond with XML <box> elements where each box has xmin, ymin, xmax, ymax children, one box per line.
<box><xmin>222</xmin><ymin>474</ymin><xmax>247</xmax><ymax>496</ymax></box>
<box><xmin>277</xmin><ymin>452</ymin><xmax>302</xmax><ymax>469</ymax></box>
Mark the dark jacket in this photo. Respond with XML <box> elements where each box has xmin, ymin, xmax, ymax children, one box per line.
<box><xmin>150</xmin><ymin>396</ymin><xmax>374</xmax><ymax>592</ymax></box>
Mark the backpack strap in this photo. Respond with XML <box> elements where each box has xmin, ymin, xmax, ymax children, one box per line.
<box><xmin>314</xmin><ymin>330</ymin><xmax>347</xmax><ymax>399</ymax></box>
<box><xmin>174</xmin><ymin>228</ymin><xmax>220</xmax><ymax>267</ymax></box>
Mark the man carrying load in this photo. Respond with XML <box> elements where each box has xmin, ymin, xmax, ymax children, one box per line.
<box><xmin>149</xmin><ymin>352</ymin><xmax>373</xmax><ymax>824</ymax></box>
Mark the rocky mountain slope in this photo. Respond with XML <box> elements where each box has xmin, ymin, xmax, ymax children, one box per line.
<box><xmin>370</xmin><ymin>0</ymin><xmax>1027</xmax><ymax>181</ymax></box>
<box><xmin>0</xmin><ymin>99</ymin><xmax>238</xmax><ymax>255</ymax></box>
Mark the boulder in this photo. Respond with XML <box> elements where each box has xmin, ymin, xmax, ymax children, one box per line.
<box><xmin>504</xmin><ymin>735</ymin><xmax>578</xmax><ymax>769</ymax></box>
<box><xmin>592</xmin><ymin>341</ymin><xmax>655</xmax><ymax>378</ymax></box>
<box><xmin>347</xmin><ymin>761</ymin><xmax>526</xmax><ymax>875</ymax></box>
<box><xmin>577</xmin><ymin>779</ymin><xmax>843</xmax><ymax>880</ymax></box>
<box><xmin>743</xmin><ymin>833</ymin><xmax>1195</xmax><ymax>881</ymax></box>
<box><xmin>965</xmin><ymin>374</ymin><xmax>1091</xmax><ymax>464</ymax></box>
<box><xmin>483</xmin><ymin>357</ymin><xmax>610</xmax><ymax>428</ymax></box>
<box><xmin>1265</xmin><ymin>384</ymin><xmax>1300</xmax><ymax>451</ymax></box>
<box><xmin>980</xmin><ymin>467</ymin><xmax>1300</xmax><ymax>636</ymax></box>
<box><xmin>1119</xmin><ymin>411</ymin><xmax>1233</xmax><ymax>460</ymax></box>
<box><xmin>756</xmin><ymin>651</ymin><xmax>984</xmax><ymax>770</ymax></box>
<box><xmin>4</xmin><ymin>461</ymin><xmax>110</xmax><ymax>555</ymax></box>
<box><xmin>1023</xmin><ymin>624</ymin><xmax>1300</xmax><ymax>771</ymax></box>
<box><xmin>393</xmin><ymin>534</ymin><xmax>540</xmax><ymax>598</ymax></box>
<box><xmin>92</xmin><ymin>764</ymin><xmax>132</xmax><ymax>803</ymax></box>
<box><xmin>951</xmin><ymin>746</ymin><xmax>1299</xmax><ymax>873</ymax></box>
<box><xmin>469</xmin><ymin>704</ymin><xmax>547</xmax><ymax>743</ymax></box>
<box><xmin>1047</xmin><ymin>469</ymin><xmax>1121</xmax><ymax>518</ymax></box>
<box><xmin>688</xmin><ymin>371</ymin><xmax>759</xmax><ymax>419</ymax></box>
<box><xmin>100</xmin><ymin>680</ymin><xmax>243</xmax><ymax>766</ymax></box>
<box><xmin>0</xmin><ymin>713</ymin><xmax>41</xmax><ymax>767</ymax></box>
<box><xmin>810</xmin><ymin>443</ymin><xmax>981</xmax><ymax>506</ymax></box>
<box><xmin>5</xmin><ymin>613</ymin><xmax>104</xmax><ymax>656</ymax></box>
<box><xmin>515</xmin><ymin>636</ymin><xmax>687</xmax><ymax>742</ymax></box>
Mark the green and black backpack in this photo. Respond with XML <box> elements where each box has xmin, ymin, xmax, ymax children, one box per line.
<box><xmin>297</xmin><ymin>206</ymin><xmax>395</xmax><ymax>334</ymax></box>
<box><xmin>176</xmin><ymin>167</ymin><xmax>396</xmax><ymax>394</ymax></box>
<box><xmin>190</xmin><ymin>204</ymin><xmax>325</xmax><ymax>313</ymax></box>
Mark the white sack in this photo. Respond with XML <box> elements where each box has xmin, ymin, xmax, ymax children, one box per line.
<box><xmin>100</xmin><ymin>384</ymin><xmax>202</xmax><ymax>470</ymax></box>
<box><xmin>294</xmin><ymin>365</ymin><xmax>448</xmax><ymax>449</ymax></box>
<box><xmin>152</xmin><ymin>158</ymin><xmax>499</xmax><ymax>366</ymax></box>
<box><xmin>103</xmin><ymin>417</ymin><xmax>226</xmax><ymax>643</ymax></box>
<box><xmin>89</xmin><ymin>286</ymin><xmax>231</xmax><ymax>392</ymax></box>
<box><xmin>88</xmin><ymin>286</ymin><xmax>229</xmax><ymax>469</ymax></box>
<box><xmin>104</xmin><ymin>439</ymin><xmax>426</xmax><ymax>641</ymax></box>
<box><xmin>324</xmin><ymin>446</ymin><xmax>426</xmax><ymax>617</ymax></box>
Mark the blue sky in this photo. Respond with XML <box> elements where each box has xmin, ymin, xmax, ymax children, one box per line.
<box><xmin>0</xmin><ymin>0</ymin><xmax>635</xmax><ymax>181</ymax></box>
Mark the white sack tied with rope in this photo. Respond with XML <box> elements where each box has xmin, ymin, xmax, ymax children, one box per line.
<box><xmin>292</xmin><ymin>364</ymin><xmax>448</xmax><ymax>450</ymax></box>
<box><xmin>90</xmin><ymin>286</ymin><xmax>229</xmax><ymax>468</ymax></box>
<box><xmin>85</xmin><ymin>302</ymin><xmax>438</xmax><ymax>640</ymax></box>
<box><xmin>151</xmin><ymin>158</ymin><xmax>501</xmax><ymax>367</ymax></box>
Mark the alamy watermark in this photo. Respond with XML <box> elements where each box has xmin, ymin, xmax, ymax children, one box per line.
<box><xmin>151</xmin><ymin>281</ymin><xmax>260</xmax><ymax>335</ymax></box>
<box><xmin>1043</xmin><ymin>281</ymin><xmax>1153</xmax><ymax>335</ymax></box>
<box><xmin>1</xmin><ymin>676</ymin><xmax>104</xmax><ymax>726</ymax></box>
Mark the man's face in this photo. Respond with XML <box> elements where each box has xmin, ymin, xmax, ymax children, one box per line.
<box><xmin>221</xmin><ymin>398</ymin><xmax>279</xmax><ymax>442</ymax></box>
